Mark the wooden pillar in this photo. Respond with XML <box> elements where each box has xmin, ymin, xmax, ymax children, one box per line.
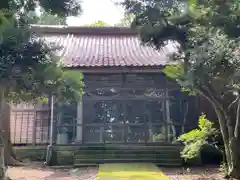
<box><xmin>165</xmin><ymin>90</ymin><xmax>171</xmax><ymax>142</ymax></box>
<box><xmin>100</xmin><ymin>127</ymin><xmax>104</xmax><ymax>143</ymax></box>
<box><xmin>76</xmin><ymin>101</ymin><xmax>83</xmax><ymax>143</ymax></box>
<box><xmin>49</xmin><ymin>95</ymin><xmax>54</xmax><ymax>145</ymax></box>
<box><xmin>45</xmin><ymin>95</ymin><xmax>54</xmax><ymax>165</ymax></box>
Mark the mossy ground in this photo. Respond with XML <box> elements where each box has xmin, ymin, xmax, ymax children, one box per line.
<box><xmin>97</xmin><ymin>163</ymin><xmax>169</xmax><ymax>180</ymax></box>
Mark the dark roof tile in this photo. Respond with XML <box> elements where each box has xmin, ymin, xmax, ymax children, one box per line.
<box><xmin>32</xmin><ymin>25</ymin><xmax>178</xmax><ymax>68</ymax></box>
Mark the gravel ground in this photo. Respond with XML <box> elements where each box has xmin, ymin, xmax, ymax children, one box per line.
<box><xmin>7</xmin><ymin>162</ymin><xmax>99</xmax><ymax>180</ymax></box>
<box><xmin>6</xmin><ymin>162</ymin><xmax>232</xmax><ymax>180</ymax></box>
<box><xmin>161</xmin><ymin>166</ymin><xmax>228</xmax><ymax>180</ymax></box>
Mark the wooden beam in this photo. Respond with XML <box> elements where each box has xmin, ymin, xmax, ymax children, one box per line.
<box><xmin>67</xmin><ymin>67</ymin><xmax>164</xmax><ymax>73</ymax></box>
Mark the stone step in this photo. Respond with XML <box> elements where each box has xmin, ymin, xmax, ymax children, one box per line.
<box><xmin>74</xmin><ymin>162</ymin><xmax>181</xmax><ymax>167</ymax></box>
<box><xmin>73</xmin><ymin>145</ymin><xmax>183</xmax><ymax>166</ymax></box>
<box><xmin>73</xmin><ymin>146</ymin><xmax>182</xmax><ymax>151</ymax></box>
<box><xmin>74</xmin><ymin>147</ymin><xmax>182</xmax><ymax>151</ymax></box>
<box><xmin>74</xmin><ymin>150</ymin><xmax>181</xmax><ymax>153</ymax></box>
<box><xmin>74</xmin><ymin>153</ymin><xmax>180</xmax><ymax>159</ymax></box>
<box><xmin>74</xmin><ymin>158</ymin><xmax>183</xmax><ymax>166</ymax></box>
<box><xmin>74</xmin><ymin>151</ymin><xmax>181</xmax><ymax>157</ymax></box>
<box><xmin>74</xmin><ymin>158</ymin><xmax>182</xmax><ymax>162</ymax></box>
<box><xmin>73</xmin><ymin>163</ymin><xmax>98</xmax><ymax>167</ymax></box>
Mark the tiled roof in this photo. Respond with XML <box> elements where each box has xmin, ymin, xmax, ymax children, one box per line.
<box><xmin>31</xmin><ymin>25</ymin><xmax>178</xmax><ymax>68</ymax></box>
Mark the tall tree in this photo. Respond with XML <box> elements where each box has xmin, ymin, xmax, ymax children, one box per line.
<box><xmin>27</xmin><ymin>9</ymin><xmax>67</xmax><ymax>25</ymax></box>
<box><xmin>0</xmin><ymin>0</ymin><xmax>82</xmax><ymax>179</ymax></box>
<box><xmin>0</xmin><ymin>0</ymin><xmax>81</xmax><ymax>17</ymax></box>
<box><xmin>122</xmin><ymin>0</ymin><xmax>240</xmax><ymax>178</ymax></box>
<box><xmin>114</xmin><ymin>13</ymin><xmax>135</xmax><ymax>27</ymax></box>
<box><xmin>87</xmin><ymin>20</ymin><xmax>110</xmax><ymax>27</ymax></box>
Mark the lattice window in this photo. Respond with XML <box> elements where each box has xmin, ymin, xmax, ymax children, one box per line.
<box><xmin>146</xmin><ymin>100</ymin><xmax>165</xmax><ymax>123</ymax></box>
<box><xmin>126</xmin><ymin>125</ymin><xmax>147</xmax><ymax>143</ymax></box>
<box><xmin>80</xmin><ymin>73</ymin><xmax>188</xmax><ymax>144</ymax></box>
<box><xmin>125</xmin><ymin>100</ymin><xmax>146</xmax><ymax>124</ymax></box>
<box><xmin>55</xmin><ymin>102</ymin><xmax>77</xmax><ymax>143</ymax></box>
<box><xmin>104</xmin><ymin>125</ymin><xmax>124</xmax><ymax>143</ymax></box>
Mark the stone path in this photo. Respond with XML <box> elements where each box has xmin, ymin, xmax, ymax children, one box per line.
<box><xmin>8</xmin><ymin>166</ymin><xmax>98</xmax><ymax>180</ymax></box>
<box><xmin>97</xmin><ymin>163</ymin><xmax>169</xmax><ymax>180</ymax></box>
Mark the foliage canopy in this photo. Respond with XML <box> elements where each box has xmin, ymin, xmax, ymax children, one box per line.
<box><xmin>27</xmin><ymin>8</ymin><xmax>67</xmax><ymax>25</ymax></box>
<box><xmin>87</xmin><ymin>20</ymin><xmax>110</xmax><ymax>27</ymax></box>
<box><xmin>122</xmin><ymin>0</ymin><xmax>240</xmax><ymax>177</ymax></box>
<box><xmin>0</xmin><ymin>0</ymin><xmax>82</xmax><ymax>17</ymax></box>
<box><xmin>0</xmin><ymin>0</ymin><xmax>83</xmax><ymax>104</ymax></box>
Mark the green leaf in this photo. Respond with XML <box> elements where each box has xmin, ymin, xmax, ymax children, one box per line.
<box><xmin>178</xmin><ymin>113</ymin><xmax>218</xmax><ymax>160</ymax></box>
<box><xmin>162</xmin><ymin>65</ymin><xmax>184</xmax><ymax>79</ymax></box>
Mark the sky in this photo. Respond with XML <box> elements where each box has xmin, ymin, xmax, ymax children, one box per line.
<box><xmin>67</xmin><ymin>0</ymin><xmax>125</xmax><ymax>26</ymax></box>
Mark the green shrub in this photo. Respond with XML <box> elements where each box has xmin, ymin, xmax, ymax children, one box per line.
<box><xmin>178</xmin><ymin>114</ymin><xmax>219</xmax><ymax>161</ymax></box>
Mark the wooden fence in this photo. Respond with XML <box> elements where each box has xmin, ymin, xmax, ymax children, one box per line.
<box><xmin>10</xmin><ymin>103</ymin><xmax>51</xmax><ymax>145</ymax></box>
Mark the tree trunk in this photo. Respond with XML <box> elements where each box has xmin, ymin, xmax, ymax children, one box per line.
<box><xmin>3</xmin><ymin>136</ymin><xmax>22</xmax><ymax>166</ymax></box>
<box><xmin>1</xmin><ymin>104</ymin><xmax>22</xmax><ymax>166</ymax></box>
<box><xmin>0</xmin><ymin>103</ymin><xmax>24</xmax><ymax>180</ymax></box>
<box><xmin>213</xmin><ymin>106</ymin><xmax>240</xmax><ymax>178</ymax></box>
<box><xmin>199</xmin><ymin>90</ymin><xmax>240</xmax><ymax>178</ymax></box>
<box><xmin>0</xmin><ymin>144</ymin><xmax>6</xmax><ymax>180</ymax></box>
<box><xmin>227</xmin><ymin>138</ymin><xmax>240</xmax><ymax>178</ymax></box>
<box><xmin>0</xmin><ymin>90</ymin><xmax>24</xmax><ymax>180</ymax></box>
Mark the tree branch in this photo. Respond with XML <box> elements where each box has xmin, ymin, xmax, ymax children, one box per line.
<box><xmin>203</xmin><ymin>85</ymin><xmax>234</xmax><ymax>138</ymax></box>
<box><xmin>234</xmin><ymin>96</ymin><xmax>240</xmax><ymax>138</ymax></box>
<box><xmin>196</xmin><ymin>87</ymin><xmax>230</xmax><ymax>141</ymax></box>
<box><xmin>228</xmin><ymin>96</ymin><xmax>239</xmax><ymax>110</ymax></box>
<box><xmin>0</xmin><ymin>88</ymin><xmax>5</xmax><ymax>131</ymax></box>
